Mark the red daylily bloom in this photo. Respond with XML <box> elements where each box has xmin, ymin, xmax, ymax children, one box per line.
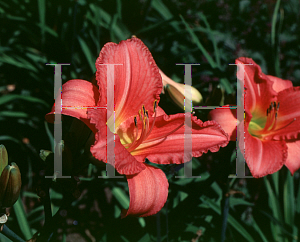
<box><xmin>46</xmin><ymin>37</ymin><xmax>229</xmax><ymax>217</ymax></box>
<box><xmin>209</xmin><ymin>57</ymin><xmax>300</xmax><ymax>177</ymax></box>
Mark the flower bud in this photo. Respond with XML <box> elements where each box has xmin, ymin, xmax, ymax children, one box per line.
<box><xmin>159</xmin><ymin>69</ymin><xmax>202</xmax><ymax>110</ymax></box>
<box><xmin>0</xmin><ymin>162</ymin><xmax>22</xmax><ymax>209</ymax></box>
<box><xmin>0</xmin><ymin>145</ymin><xmax>8</xmax><ymax>175</ymax></box>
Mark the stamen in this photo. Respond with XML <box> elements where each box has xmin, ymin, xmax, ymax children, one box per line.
<box><xmin>134</xmin><ymin>116</ymin><xmax>138</xmax><ymax>127</ymax></box>
<box><xmin>142</xmin><ymin>122</ymin><xmax>184</xmax><ymax>144</ymax></box>
<box><xmin>128</xmin><ymin>118</ymin><xmax>147</xmax><ymax>153</ymax></box>
<box><xmin>251</xmin><ymin>101</ymin><xmax>294</xmax><ymax>137</ymax></box>
<box><xmin>153</xmin><ymin>99</ymin><xmax>158</xmax><ymax>112</ymax></box>
<box><xmin>125</xmin><ymin>100</ymin><xmax>160</xmax><ymax>152</ymax></box>
<box><xmin>144</xmin><ymin>100</ymin><xmax>158</xmax><ymax>140</ymax></box>
<box><xmin>271</xmin><ymin>118</ymin><xmax>296</xmax><ymax>132</ymax></box>
<box><xmin>125</xmin><ymin>116</ymin><xmax>139</xmax><ymax>149</ymax></box>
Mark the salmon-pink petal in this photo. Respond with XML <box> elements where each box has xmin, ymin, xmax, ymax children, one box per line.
<box><xmin>88</xmin><ymin>108</ymin><xmax>146</xmax><ymax>175</ymax></box>
<box><xmin>155</xmin><ymin>106</ymin><xmax>166</xmax><ymax>117</ymax></box>
<box><xmin>236</xmin><ymin>57</ymin><xmax>277</xmax><ymax>117</ymax></box>
<box><xmin>96</xmin><ymin>37</ymin><xmax>162</xmax><ymax>128</ymax></box>
<box><xmin>243</xmin><ymin>129</ymin><xmax>287</xmax><ymax>178</ymax></box>
<box><xmin>121</xmin><ymin>164</ymin><xmax>168</xmax><ymax>217</ymax></box>
<box><xmin>267</xmin><ymin>75</ymin><xmax>293</xmax><ymax>93</ymax></box>
<box><xmin>118</xmin><ymin>113</ymin><xmax>228</xmax><ymax>164</ymax></box>
<box><xmin>208</xmin><ymin>107</ymin><xmax>238</xmax><ymax>141</ymax></box>
<box><xmin>264</xmin><ymin>87</ymin><xmax>300</xmax><ymax>141</ymax></box>
<box><xmin>45</xmin><ymin>79</ymin><xmax>99</xmax><ymax>133</ymax></box>
<box><xmin>285</xmin><ymin>140</ymin><xmax>300</xmax><ymax>175</ymax></box>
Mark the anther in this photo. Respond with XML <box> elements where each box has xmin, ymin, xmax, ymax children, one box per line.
<box><xmin>153</xmin><ymin>100</ymin><xmax>158</xmax><ymax>112</ymax></box>
<box><xmin>134</xmin><ymin>116</ymin><xmax>137</xmax><ymax>127</ymax></box>
<box><xmin>277</xmin><ymin>102</ymin><xmax>280</xmax><ymax>110</ymax></box>
<box><xmin>142</xmin><ymin>105</ymin><xmax>146</xmax><ymax>116</ymax></box>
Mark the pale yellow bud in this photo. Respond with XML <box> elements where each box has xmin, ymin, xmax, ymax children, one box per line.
<box><xmin>159</xmin><ymin>69</ymin><xmax>202</xmax><ymax>110</ymax></box>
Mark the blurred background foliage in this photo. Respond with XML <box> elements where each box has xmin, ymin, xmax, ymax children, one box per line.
<box><xmin>0</xmin><ymin>0</ymin><xmax>300</xmax><ymax>241</ymax></box>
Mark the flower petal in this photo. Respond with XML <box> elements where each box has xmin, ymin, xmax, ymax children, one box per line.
<box><xmin>96</xmin><ymin>37</ymin><xmax>162</xmax><ymax>128</ymax></box>
<box><xmin>285</xmin><ymin>140</ymin><xmax>300</xmax><ymax>175</ymax></box>
<box><xmin>118</xmin><ymin>113</ymin><xmax>229</xmax><ymax>164</ymax></box>
<box><xmin>88</xmin><ymin>108</ymin><xmax>146</xmax><ymax>175</ymax></box>
<box><xmin>208</xmin><ymin>107</ymin><xmax>238</xmax><ymax>141</ymax></box>
<box><xmin>243</xmin><ymin>129</ymin><xmax>287</xmax><ymax>178</ymax></box>
<box><xmin>267</xmin><ymin>75</ymin><xmax>293</xmax><ymax>93</ymax></box>
<box><xmin>264</xmin><ymin>87</ymin><xmax>300</xmax><ymax>141</ymax></box>
<box><xmin>121</xmin><ymin>164</ymin><xmax>169</xmax><ymax>217</ymax></box>
<box><xmin>45</xmin><ymin>79</ymin><xmax>99</xmax><ymax>133</ymax></box>
<box><xmin>236</xmin><ymin>57</ymin><xmax>277</xmax><ymax>117</ymax></box>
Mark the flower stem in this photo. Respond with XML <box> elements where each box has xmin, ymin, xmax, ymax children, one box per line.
<box><xmin>1</xmin><ymin>225</ymin><xmax>25</xmax><ymax>242</ymax></box>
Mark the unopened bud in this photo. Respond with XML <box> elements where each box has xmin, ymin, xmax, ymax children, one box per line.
<box><xmin>159</xmin><ymin>69</ymin><xmax>202</xmax><ymax>110</ymax></box>
<box><xmin>0</xmin><ymin>162</ymin><xmax>22</xmax><ymax>209</ymax></box>
<box><xmin>0</xmin><ymin>145</ymin><xmax>8</xmax><ymax>175</ymax></box>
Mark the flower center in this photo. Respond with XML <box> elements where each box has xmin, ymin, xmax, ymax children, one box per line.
<box><xmin>123</xmin><ymin>100</ymin><xmax>185</xmax><ymax>153</ymax></box>
<box><xmin>248</xmin><ymin>101</ymin><xmax>295</xmax><ymax>139</ymax></box>
<box><xmin>249</xmin><ymin>101</ymin><xmax>279</xmax><ymax>138</ymax></box>
<box><xmin>124</xmin><ymin>100</ymin><xmax>158</xmax><ymax>153</ymax></box>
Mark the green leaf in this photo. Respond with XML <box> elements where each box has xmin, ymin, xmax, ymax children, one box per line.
<box><xmin>37</xmin><ymin>0</ymin><xmax>46</xmax><ymax>43</ymax></box>
<box><xmin>44</xmin><ymin>121</ymin><xmax>54</xmax><ymax>152</ymax></box>
<box><xmin>137</xmin><ymin>233</ymin><xmax>151</xmax><ymax>242</ymax></box>
<box><xmin>199</xmin><ymin>13</ymin><xmax>221</xmax><ymax>68</ymax></box>
<box><xmin>283</xmin><ymin>170</ymin><xmax>297</xmax><ymax>241</ymax></box>
<box><xmin>151</xmin><ymin>0</ymin><xmax>180</xmax><ymax>31</ymax></box>
<box><xmin>13</xmin><ymin>196</ymin><xmax>33</xmax><ymax>240</ymax></box>
<box><xmin>0</xmin><ymin>54</ymin><xmax>38</xmax><ymax>72</ymax></box>
<box><xmin>0</xmin><ymin>233</ymin><xmax>13</xmax><ymax>242</ymax></box>
<box><xmin>77</xmin><ymin>36</ymin><xmax>96</xmax><ymax>73</ymax></box>
<box><xmin>0</xmin><ymin>94</ymin><xmax>48</xmax><ymax>106</ymax></box>
<box><xmin>180</xmin><ymin>15</ymin><xmax>217</xmax><ymax>69</ymax></box>
<box><xmin>265</xmin><ymin>176</ymin><xmax>284</xmax><ymax>242</ymax></box>
<box><xmin>229</xmin><ymin>197</ymin><xmax>254</xmax><ymax>208</ymax></box>
<box><xmin>220</xmin><ymin>78</ymin><xmax>234</xmax><ymax>94</ymax></box>
<box><xmin>251</xmin><ymin>218</ymin><xmax>269</xmax><ymax>242</ymax></box>
<box><xmin>0</xmin><ymin>111</ymin><xmax>28</xmax><ymax>118</ymax></box>
<box><xmin>200</xmin><ymin>196</ymin><xmax>255</xmax><ymax>242</ymax></box>
<box><xmin>22</xmin><ymin>191</ymin><xmax>39</xmax><ymax>199</ymax></box>
<box><xmin>112</xmin><ymin>187</ymin><xmax>129</xmax><ymax>209</ymax></box>
<box><xmin>0</xmin><ymin>135</ymin><xmax>20</xmax><ymax>143</ymax></box>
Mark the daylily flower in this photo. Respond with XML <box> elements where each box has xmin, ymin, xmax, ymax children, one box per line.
<box><xmin>209</xmin><ymin>57</ymin><xmax>300</xmax><ymax>177</ymax></box>
<box><xmin>46</xmin><ymin>37</ymin><xmax>229</xmax><ymax>217</ymax></box>
<box><xmin>159</xmin><ymin>69</ymin><xmax>203</xmax><ymax>110</ymax></box>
